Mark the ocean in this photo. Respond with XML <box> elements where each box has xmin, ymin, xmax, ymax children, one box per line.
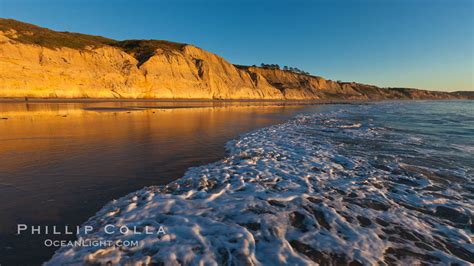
<box><xmin>47</xmin><ymin>100</ymin><xmax>473</xmax><ymax>265</ymax></box>
<box><xmin>0</xmin><ymin>101</ymin><xmax>323</xmax><ymax>265</ymax></box>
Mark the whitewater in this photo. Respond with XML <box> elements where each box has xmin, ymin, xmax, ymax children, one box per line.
<box><xmin>48</xmin><ymin>101</ymin><xmax>473</xmax><ymax>265</ymax></box>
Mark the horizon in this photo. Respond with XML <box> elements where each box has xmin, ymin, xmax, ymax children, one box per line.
<box><xmin>0</xmin><ymin>0</ymin><xmax>473</xmax><ymax>91</ymax></box>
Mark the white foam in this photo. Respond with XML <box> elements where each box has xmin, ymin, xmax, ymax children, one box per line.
<box><xmin>47</xmin><ymin>106</ymin><xmax>474</xmax><ymax>265</ymax></box>
<box><xmin>338</xmin><ymin>123</ymin><xmax>362</xmax><ymax>129</ymax></box>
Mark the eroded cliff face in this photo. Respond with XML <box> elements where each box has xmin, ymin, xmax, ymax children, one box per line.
<box><xmin>243</xmin><ymin>67</ymin><xmax>363</xmax><ymax>100</ymax></box>
<box><xmin>0</xmin><ymin>31</ymin><xmax>283</xmax><ymax>99</ymax></box>
<box><xmin>0</xmin><ymin>20</ymin><xmax>459</xmax><ymax>100</ymax></box>
<box><xmin>241</xmin><ymin>67</ymin><xmax>457</xmax><ymax>100</ymax></box>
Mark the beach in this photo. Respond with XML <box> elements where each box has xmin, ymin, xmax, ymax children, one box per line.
<box><xmin>43</xmin><ymin>101</ymin><xmax>474</xmax><ymax>265</ymax></box>
<box><xmin>0</xmin><ymin>101</ymin><xmax>326</xmax><ymax>264</ymax></box>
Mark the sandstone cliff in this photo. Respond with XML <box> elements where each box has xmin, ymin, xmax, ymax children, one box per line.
<box><xmin>0</xmin><ymin>19</ymin><xmax>462</xmax><ymax>100</ymax></box>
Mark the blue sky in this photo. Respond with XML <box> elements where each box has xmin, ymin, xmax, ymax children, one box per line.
<box><xmin>1</xmin><ymin>0</ymin><xmax>473</xmax><ymax>91</ymax></box>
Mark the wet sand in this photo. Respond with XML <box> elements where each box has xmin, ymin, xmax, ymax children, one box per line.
<box><xmin>0</xmin><ymin>101</ymin><xmax>330</xmax><ymax>265</ymax></box>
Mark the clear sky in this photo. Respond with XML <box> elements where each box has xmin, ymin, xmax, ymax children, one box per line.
<box><xmin>1</xmin><ymin>0</ymin><xmax>473</xmax><ymax>91</ymax></box>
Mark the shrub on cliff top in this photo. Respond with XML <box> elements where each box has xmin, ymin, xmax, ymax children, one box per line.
<box><xmin>0</xmin><ymin>18</ymin><xmax>186</xmax><ymax>65</ymax></box>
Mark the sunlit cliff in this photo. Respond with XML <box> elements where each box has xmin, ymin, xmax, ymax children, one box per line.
<box><xmin>0</xmin><ymin>19</ymin><xmax>461</xmax><ymax>100</ymax></box>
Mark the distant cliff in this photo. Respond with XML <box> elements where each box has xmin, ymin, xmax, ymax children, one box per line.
<box><xmin>0</xmin><ymin>19</ymin><xmax>466</xmax><ymax>100</ymax></box>
<box><xmin>450</xmin><ymin>91</ymin><xmax>474</xmax><ymax>99</ymax></box>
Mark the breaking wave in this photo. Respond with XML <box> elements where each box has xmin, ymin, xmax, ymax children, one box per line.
<box><xmin>48</xmin><ymin>102</ymin><xmax>473</xmax><ymax>265</ymax></box>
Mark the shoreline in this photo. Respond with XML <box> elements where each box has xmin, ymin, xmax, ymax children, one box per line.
<box><xmin>0</xmin><ymin>102</ymin><xmax>326</xmax><ymax>265</ymax></box>
<box><xmin>47</xmin><ymin>101</ymin><xmax>473</xmax><ymax>265</ymax></box>
<box><xmin>1</xmin><ymin>97</ymin><xmax>468</xmax><ymax>105</ymax></box>
<box><xmin>0</xmin><ymin>97</ymin><xmax>369</xmax><ymax>104</ymax></box>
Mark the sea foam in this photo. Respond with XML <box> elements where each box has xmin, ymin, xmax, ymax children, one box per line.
<box><xmin>48</xmin><ymin>104</ymin><xmax>473</xmax><ymax>265</ymax></box>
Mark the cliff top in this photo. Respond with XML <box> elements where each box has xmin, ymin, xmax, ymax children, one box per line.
<box><xmin>0</xmin><ymin>18</ymin><xmax>187</xmax><ymax>64</ymax></box>
<box><xmin>0</xmin><ymin>18</ymin><xmax>116</xmax><ymax>49</ymax></box>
